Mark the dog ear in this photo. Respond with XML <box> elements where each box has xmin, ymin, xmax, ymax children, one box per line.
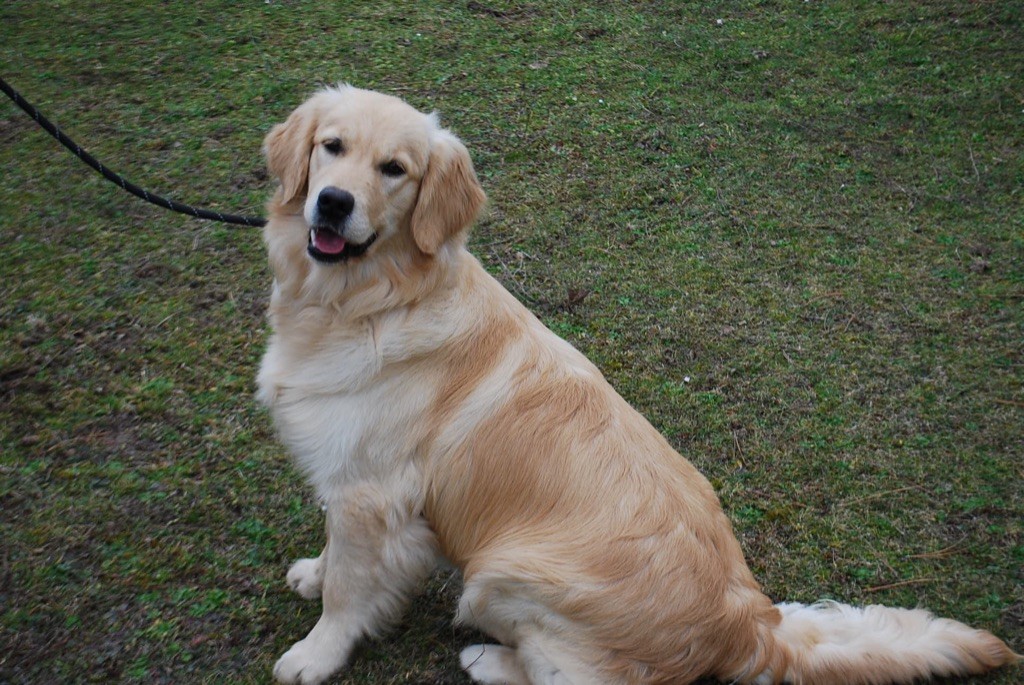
<box><xmin>411</xmin><ymin>129</ymin><xmax>486</xmax><ymax>255</ymax></box>
<box><xmin>263</xmin><ymin>101</ymin><xmax>319</xmax><ymax>205</ymax></box>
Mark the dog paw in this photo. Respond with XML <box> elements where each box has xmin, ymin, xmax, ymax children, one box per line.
<box><xmin>286</xmin><ymin>558</ymin><xmax>323</xmax><ymax>600</ymax></box>
<box><xmin>460</xmin><ymin>644</ymin><xmax>529</xmax><ymax>685</ymax></box>
<box><xmin>273</xmin><ymin>638</ymin><xmax>343</xmax><ymax>685</ymax></box>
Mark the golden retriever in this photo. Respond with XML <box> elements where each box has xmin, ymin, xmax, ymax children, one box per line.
<box><xmin>256</xmin><ymin>85</ymin><xmax>1018</xmax><ymax>685</ymax></box>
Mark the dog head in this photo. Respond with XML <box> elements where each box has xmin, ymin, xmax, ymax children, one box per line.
<box><xmin>263</xmin><ymin>85</ymin><xmax>486</xmax><ymax>265</ymax></box>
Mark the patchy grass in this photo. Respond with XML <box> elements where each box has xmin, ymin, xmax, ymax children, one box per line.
<box><xmin>1</xmin><ymin>0</ymin><xmax>1021</xmax><ymax>683</ymax></box>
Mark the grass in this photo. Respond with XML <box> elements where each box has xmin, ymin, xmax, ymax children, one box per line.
<box><xmin>1</xmin><ymin>0</ymin><xmax>1021</xmax><ymax>682</ymax></box>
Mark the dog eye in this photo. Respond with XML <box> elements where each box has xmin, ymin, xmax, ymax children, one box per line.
<box><xmin>380</xmin><ymin>160</ymin><xmax>406</xmax><ymax>177</ymax></box>
<box><xmin>322</xmin><ymin>138</ymin><xmax>344</xmax><ymax>155</ymax></box>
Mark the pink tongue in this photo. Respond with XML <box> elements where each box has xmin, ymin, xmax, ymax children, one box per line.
<box><xmin>314</xmin><ymin>229</ymin><xmax>347</xmax><ymax>255</ymax></box>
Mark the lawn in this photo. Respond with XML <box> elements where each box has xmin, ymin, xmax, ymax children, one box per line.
<box><xmin>1</xmin><ymin>1</ymin><xmax>1021</xmax><ymax>683</ymax></box>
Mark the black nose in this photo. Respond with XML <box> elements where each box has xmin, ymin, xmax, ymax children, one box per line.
<box><xmin>316</xmin><ymin>186</ymin><xmax>355</xmax><ymax>223</ymax></box>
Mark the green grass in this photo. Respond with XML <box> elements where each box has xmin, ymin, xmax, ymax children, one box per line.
<box><xmin>1</xmin><ymin>1</ymin><xmax>1021</xmax><ymax>682</ymax></box>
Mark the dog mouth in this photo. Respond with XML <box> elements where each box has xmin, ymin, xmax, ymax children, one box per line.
<box><xmin>307</xmin><ymin>226</ymin><xmax>377</xmax><ymax>263</ymax></box>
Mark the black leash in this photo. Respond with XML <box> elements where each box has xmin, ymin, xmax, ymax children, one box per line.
<box><xmin>1</xmin><ymin>76</ymin><xmax>266</xmax><ymax>227</ymax></box>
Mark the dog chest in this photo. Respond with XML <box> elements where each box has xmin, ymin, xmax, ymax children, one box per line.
<box><xmin>259</xmin><ymin>339</ymin><xmax>435</xmax><ymax>490</ymax></box>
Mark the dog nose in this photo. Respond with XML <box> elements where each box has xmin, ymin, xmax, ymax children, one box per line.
<box><xmin>316</xmin><ymin>186</ymin><xmax>355</xmax><ymax>223</ymax></box>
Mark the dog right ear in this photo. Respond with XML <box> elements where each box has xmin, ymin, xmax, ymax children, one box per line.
<box><xmin>263</xmin><ymin>101</ymin><xmax>319</xmax><ymax>205</ymax></box>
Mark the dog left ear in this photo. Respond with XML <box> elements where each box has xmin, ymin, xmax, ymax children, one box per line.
<box><xmin>411</xmin><ymin>130</ymin><xmax>486</xmax><ymax>255</ymax></box>
<box><xmin>263</xmin><ymin>100</ymin><xmax>319</xmax><ymax>205</ymax></box>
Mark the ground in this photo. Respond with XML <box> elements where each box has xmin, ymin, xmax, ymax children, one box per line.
<box><xmin>0</xmin><ymin>1</ymin><xmax>1021</xmax><ymax>683</ymax></box>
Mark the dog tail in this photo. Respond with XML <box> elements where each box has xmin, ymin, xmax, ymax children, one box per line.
<box><xmin>740</xmin><ymin>600</ymin><xmax>1019</xmax><ymax>684</ymax></box>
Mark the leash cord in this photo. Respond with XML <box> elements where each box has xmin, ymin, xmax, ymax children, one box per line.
<box><xmin>1</xmin><ymin>76</ymin><xmax>266</xmax><ymax>227</ymax></box>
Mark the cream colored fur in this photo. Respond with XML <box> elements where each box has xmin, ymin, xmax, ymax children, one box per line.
<box><xmin>258</xmin><ymin>85</ymin><xmax>1019</xmax><ymax>685</ymax></box>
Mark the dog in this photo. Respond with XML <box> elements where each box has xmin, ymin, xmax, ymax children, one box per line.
<box><xmin>256</xmin><ymin>85</ymin><xmax>1018</xmax><ymax>684</ymax></box>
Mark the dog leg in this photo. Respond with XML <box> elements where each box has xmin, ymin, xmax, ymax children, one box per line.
<box><xmin>460</xmin><ymin>644</ymin><xmax>530</xmax><ymax>685</ymax></box>
<box><xmin>273</xmin><ymin>483</ymin><xmax>438</xmax><ymax>685</ymax></box>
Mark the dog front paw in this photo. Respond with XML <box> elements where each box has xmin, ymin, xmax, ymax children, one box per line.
<box><xmin>286</xmin><ymin>557</ymin><xmax>324</xmax><ymax>600</ymax></box>
<box><xmin>273</xmin><ymin>638</ymin><xmax>344</xmax><ymax>685</ymax></box>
